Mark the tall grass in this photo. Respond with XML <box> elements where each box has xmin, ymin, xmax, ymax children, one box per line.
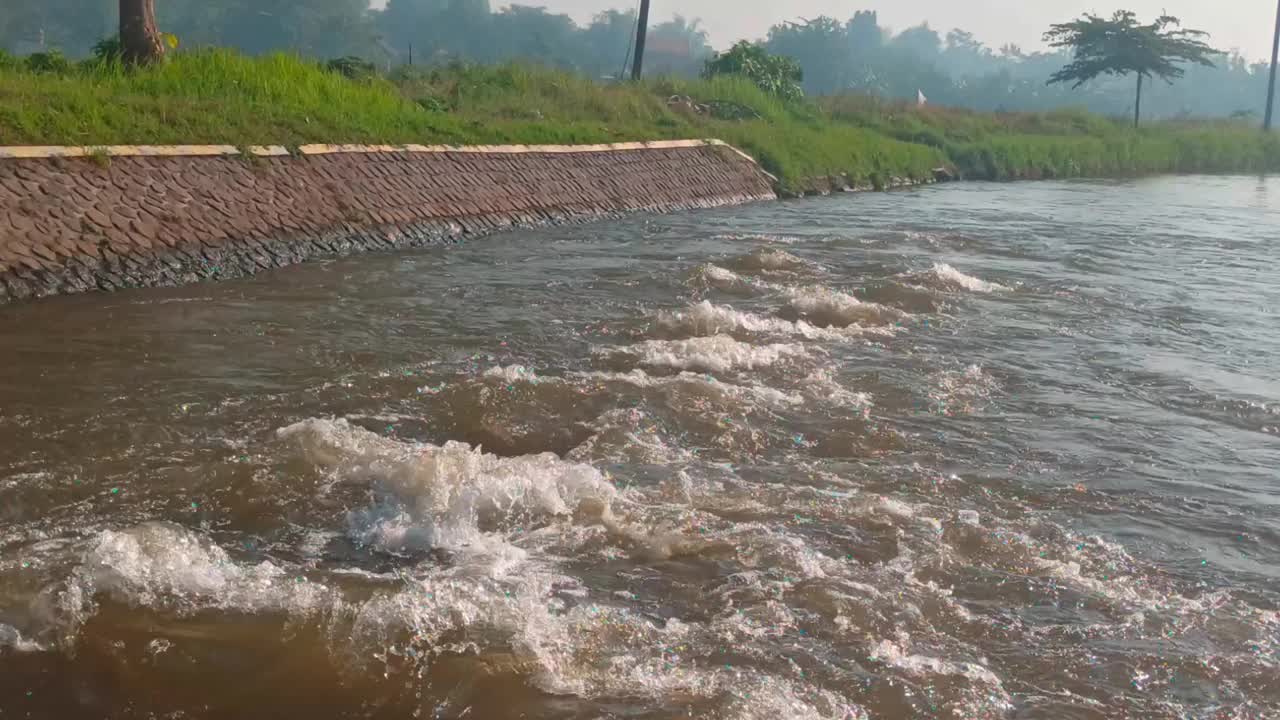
<box><xmin>0</xmin><ymin>50</ymin><xmax>1275</xmax><ymax>188</ymax></box>
<box><xmin>822</xmin><ymin>95</ymin><xmax>1280</xmax><ymax>179</ymax></box>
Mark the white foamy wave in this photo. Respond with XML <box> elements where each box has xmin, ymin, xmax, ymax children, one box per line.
<box><xmin>733</xmin><ymin>248</ymin><xmax>814</xmax><ymax>273</ymax></box>
<box><xmin>568</xmin><ymin>407</ymin><xmax>696</xmax><ymax>466</ymax></box>
<box><xmin>278</xmin><ymin>418</ymin><xmax>616</xmax><ymax>559</ymax></box>
<box><xmin>688</xmin><ymin>263</ymin><xmax>758</xmax><ymax>292</ymax></box>
<box><xmin>719</xmin><ymin>675</ymin><xmax>868</xmax><ymax>720</ymax></box>
<box><xmin>578</xmin><ymin>369</ymin><xmax>804</xmax><ymax>409</ymax></box>
<box><xmin>0</xmin><ymin>623</ymin><xmax>44</xmax><ymax>652</ymax></box>
<box><xmin>482</xmin><ymin>364</ymin><xmax>544</xmax><ymax>384</ymax></box>
<box><xmin>801</xmin><ymin>369</ymin><xmax>874</xmax><ymax>416</ymax></box>
<box><xmin>344</xmin><ymin>575</ymin><xmax>728</xmax><ymax>703</ymax></box>
<box><xmin>785</xmin><ymin>286</ymin><xmax>907</xmax><ymax>328</ymax></box>
<box><xmin>869</xmin><ymin>638</ymin><xmax>1009</xmax><ymax>690</ymax></box>
<box><xmin>602</xmin><ymin>335</ymin><xmax>809</xmax><ymax>374</ymax></box>
<box><xmin>70</xmin><ymin>522</ymin><xmax>331</xmax><ymax>616</ymax></box>
<box><xmin>912</xmin><ymin>263</ymin><xmax>1008</xmax><ymax>293</ymax></box>
<box><xmin>655</xmin><ymin>301</ymin><xmax>855</xmax><ymax>342</ymax></box>
<box><xmin>928</xmin><ymin>364</ymin><xmax>999</xmax><ymax>416</ymax></box>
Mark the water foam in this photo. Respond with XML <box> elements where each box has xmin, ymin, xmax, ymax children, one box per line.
<box><xmin>577</xmin><ymin>369</ymin><xmax>805</xmax><ymax>409</ymax></box>
<box><xmin>928</xmin><ymin>364</ymin><xmax>999</xmax><ymax>416</ymax></box>
<box><xmin>52</xmin><ymin>521</ymin><xmax>333</xmax><ymax>640</ymax></box>
<box><xmin>602</xmin><ymin>335</ymin><xmax>810</xmax><ymax>374</ymax></box>
<box><xmin>785</xmin><ymin>286</ymin><xmax>906</xmax><ymax>328</ymax></box>
<box><xmin>733</xmin><ymin>248</ymin><xmax>814</xmax><ymax>273</ymax></box>
<box><xmin>688</xmin><ymin>263</ymin><xmax>758</xmax><ymax>293</ymax></box>
<box><xmin>655</xmin><ymin>301</ymin><xmax>855</xmax><ymax>341</ymax></box>
<box><xmin>568</xmin><ymin>407</ymin><xmax>696</xmax><ymax>465</ymax></box>
<box><xmin>912</xmin><ymin>263</ymin><xmax>1009</xmax><ymax>293</ymax></box>
<box><xmin>482</xmin><ymin>364</ymin><xmax>544</xmax><ymax>384</ymax></box>
<box><xmin>800</xmin><ymin>369</ymin><xmax>874</xmax><ymax>416</ymax></box>
<box><xmin>0</xmin><ymin>623</ymin><xmax>43</xmax><ymax>652</ymax></box>
<box><xmin>278</xmin><ymin>418</ymin><xmax>616</xmax><ymax>560</ymax></box>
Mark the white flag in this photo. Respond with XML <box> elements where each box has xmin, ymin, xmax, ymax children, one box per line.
<box><xmin>917</xmin><ymin>90</ymin><xmax>928</xmax><ymax>107</ymax></box>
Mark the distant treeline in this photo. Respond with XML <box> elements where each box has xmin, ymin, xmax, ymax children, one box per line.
<box><xmin>2</xmin><ymin>0</ymin><xmax>1273</xmax><ymax>120</ymax></box>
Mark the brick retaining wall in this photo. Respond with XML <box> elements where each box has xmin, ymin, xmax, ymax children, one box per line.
<box><xmin>0</xmin><ymin>140</ymin><xmax>776</xmax><ymax>303</ymax></box>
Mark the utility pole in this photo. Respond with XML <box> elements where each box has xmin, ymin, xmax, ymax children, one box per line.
<box><xmin>631</xmin><ymin>0</ymin><xmax>651</xmax><ymax>81</ymax></box>
<box><xmin>1266</xmin><ymin>0</ymin><xmax>1280</xmax><ymax>131</ymax></box>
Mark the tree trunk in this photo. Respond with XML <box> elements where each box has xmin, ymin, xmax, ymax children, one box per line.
<box><xmin>1134</xmin><ymin>73</ymin><xmax>1143</xmax><ymax>129</ymax></box>
<box><xmin>119</xmin><ymin>0</ymin><xmax>164</xmax><ymax>66</ymax></box>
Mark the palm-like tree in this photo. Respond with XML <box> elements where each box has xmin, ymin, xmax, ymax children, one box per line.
<box><xmin>1044</xmin><ymin>11</ymin><xmax>1218</xmax><ymax>127</ymax></box>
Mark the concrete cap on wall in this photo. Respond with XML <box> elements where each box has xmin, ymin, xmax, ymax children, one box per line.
<box><xmin>0</xmin><ymin>139</ymin><xmax>777</xmax><ymax>183</ymax></box>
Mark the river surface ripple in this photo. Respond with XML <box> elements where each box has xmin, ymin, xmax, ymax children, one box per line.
<box><xmin>1</xmin><ymin>176</ymin><xmax>1278</xmax><ymax>719</ymax></box>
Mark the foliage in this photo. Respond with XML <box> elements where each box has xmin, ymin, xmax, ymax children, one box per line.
<box><xmin>704</xmin><ymin>42</ymin><xmax>804</xmax><ymax>102</ymax></box>
<box><xmin>0</xmin><ymin>48</ymin><xmax>1273</xmax><ymax>189</ymax></box>
<box><xmin>0</xmin><ymin>1</ymin><xmax>1271</xmax><ymax>121</ymax></box>
<box><xmin>1044</xmin><ymin>11</ymin><xmax>1218</xmax><ymax>89</ymax></box>
<box><xmin>24</xmin><ymin>50</ymin><xmax>73</xmax><ymax>74</ymax></box>
<box><xmin>822</xmin><ymin>93</ymin><xmax>1279</xmax><ymax>179</ymax></box>
<box><xmin>1044</xmin><ymin>11</ymin><xmax>1219</xmax><ymax>126</ymax></box>
<box><xmin>326</xmin><ymin>55</ymin><xmax>378</xmax><ymax>81</ymax></box>
<box><xmin>92</xmin><ymin>37</ymin><xmax>123</xmax><ymax>64</ymax></box>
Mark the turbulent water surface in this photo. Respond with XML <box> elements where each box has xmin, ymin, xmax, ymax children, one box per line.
<box><xmin>1</xmin><ymin>176</ymin><xmax>1278</xmax><ymax>719</ymax></box>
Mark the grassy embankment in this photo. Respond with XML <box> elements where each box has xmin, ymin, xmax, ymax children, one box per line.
<box><xmin>1</xmin><ymin>50</ymin><xmax>1277</xmax><ymax>191</ymax></box>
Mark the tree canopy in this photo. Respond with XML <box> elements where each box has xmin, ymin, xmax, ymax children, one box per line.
<box><xmin>1044</xmin><ymin>11</ymin><xmax>1218</xmax><ymax>88</ymax></box>
<box><xmin>704</xmin><ymin>41</ymin><xmax>804</xmax><ymax>102</ymax></box>
<box><xmin>1043</xmin><ymin>11</ymin><xmax>1218</xmax><ymax>126</ymax></box>
<box><xmin>2</xmin><ymin>1</ymin><xmax>1269</xmax><ymax>122</ymax></box>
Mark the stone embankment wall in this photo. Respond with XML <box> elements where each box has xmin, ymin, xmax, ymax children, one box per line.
<box><xmin>0</xmin><ymin>140</ymin><xmax>776</xmax><ymax>303</ymax></box>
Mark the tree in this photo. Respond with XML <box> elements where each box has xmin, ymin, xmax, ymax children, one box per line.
<box><xmin>704</xmin><ymin>41</ymin><xmax>804</xmax><ymax>102</ymax></box>
<box><xmin>766</xmin><ymin>17</ymin><xmax>849</xmax><ymax>94</ymax></box>
<box><xmin>891</xmin><ymin>23</ymin><xmax>942</xmax><ymax>59</ymax></box>
<box><xmin>119</xmin><ymin>0</ymin><xmax>164</xmax><ymax>64</ymax></box>
<box><xmin>1044</xmin><ymin>11</ymin><xmax>1218</xmax><ymax>127</ymax></box>
<box><xmin>645</xmin><ymin>16</ymin><xmax>713</xmax><ymax>77</ymax></box>
<box><xmin>846</xmin><ymin>11</ymin><xmax>882</xmax><ymax>55</ymax></box>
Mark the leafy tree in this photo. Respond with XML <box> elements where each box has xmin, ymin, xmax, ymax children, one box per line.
<box><xmin>766</xmin><ymin>17</ymin><xmax>849</xmax><ymax>94</ymax></box>
<box><xmin>2</xmin><ymin>1</ymin><xmax>1268</xmax><ymax>123</ymax></box>
<box><xmin>846</xmin><ymin>11</ymin><xmax>882</xmax><ymax>56</ymax></box>
<box><xmin>581</xmin><ymin>9</ymin><xmax>636</xmax><ymax>78</ymax></box>
<box><xmin>944</xmin><ymin>29</ymin><xmax>994</xmax><ymax>77</ymax></box>
<box><xmin>891</xmin><ymin>23</ymin><xmax>941</xmax><ymax>59</ymax></box>
<box><xmin>377</xmin><ymin>0</ymin><xmax>488</xmax><ymax>61</ymax></box>
<box><xmin>645</xmin><ymin>15</ymin><xmax>713</xmax><ymax>77</ymax></box>
<box><xmin>487</xmin><ymin>6</ymin><xmax>584</xmax><ymax>68</ymax></box>
<box><xmin>704</xmin><ymin>41</ymin><xmax>803</xmax><ymax>102</ymax></box>
<box><xmin>1044</xmin><ymin>11</ymin><xmax>1218</xmax><ymax>127</ymax></box>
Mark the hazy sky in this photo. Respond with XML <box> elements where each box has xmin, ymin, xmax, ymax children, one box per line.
<box><xmin>405</xmin><ymin>0</ymin><xmax>1278</xmax><ymax>61</ymax></box>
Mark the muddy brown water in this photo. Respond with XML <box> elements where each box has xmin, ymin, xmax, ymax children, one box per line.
<box><xmin>1</xmin><ymin>176</ymin><xmax>1278</xmax><ymax>719</ymax></box>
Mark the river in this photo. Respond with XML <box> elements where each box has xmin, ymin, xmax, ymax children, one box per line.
<box><xmin>1</xmin><ymin>176</ymin><xmax>1277</xmax><ymax>719</ymax></box>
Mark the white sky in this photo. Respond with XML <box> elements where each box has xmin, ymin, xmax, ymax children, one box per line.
<box><xmin>374</xmin><ymin>0</ymin><xmax>1280</xmax><ymax>62</ymax></box>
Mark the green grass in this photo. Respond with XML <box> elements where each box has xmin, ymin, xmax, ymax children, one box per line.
<box><xmin>822</xmin><ymin>95</ymin><xmax>1280</xmax><ymax>179</ymax></box>
<box><xmin>1</xmin><ymin>50</ymin><xmax>1276</xmax><ymax>190</ymax></box>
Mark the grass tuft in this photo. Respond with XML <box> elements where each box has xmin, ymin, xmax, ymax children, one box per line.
<box><xmin>0</xmin><ymin>50</ymin><xmax>1275</xmax><ymax>189</ymax></box>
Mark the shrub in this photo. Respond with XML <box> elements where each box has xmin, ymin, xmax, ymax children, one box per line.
<box><xmin>92</xmin><ymin>37</ymin><xmax>124</xmax><ymax>64</ymax></box>
<box><xmin>24</xmin><ymin>50</ymin><xmax>72</xmax><ymax>75</ymax></box>
<box><xmin>704</xmin><ymin>42</ymin><xmax>804</xmax><ymax>103</ymax></box>
<box><xmin>325</xmin><ymin>56</ymin><xmax>378</xmax><ymax>82</ymax></box>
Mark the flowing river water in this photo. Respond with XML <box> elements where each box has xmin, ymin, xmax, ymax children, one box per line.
<box><xmin>1</xmin><ymin>176</ymin><xmax>1278</xmax><ymax>719</ymax></box>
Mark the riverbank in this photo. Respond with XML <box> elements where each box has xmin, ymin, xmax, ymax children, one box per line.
<box><xmin>0</xmin><ymin>141</ymin><xmax>776</xmax><ymax>303</ymax></box>
<box><xmin>2</xmin><ymin>50</ymin><xmax>1278</xmax><ymax>191</ymax></box>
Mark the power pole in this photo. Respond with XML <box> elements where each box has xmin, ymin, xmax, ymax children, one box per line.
<box><xmin>1267</xmin><ymin>0</ymin><xmax>1280</xmax><ymax>131</ymax></box>
<box><xmin>631</xmin><ymin>0</ymin><xmax>651</xmax><ymax>81</ymax></box>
